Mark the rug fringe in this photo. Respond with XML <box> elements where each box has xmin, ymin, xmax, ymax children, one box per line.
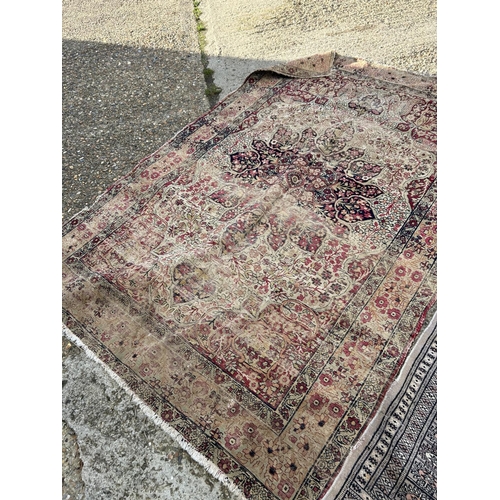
<box><xmin>62</xmin><ymin>324</ymin><xmax>247</xmax><ymax>500</ymax></box>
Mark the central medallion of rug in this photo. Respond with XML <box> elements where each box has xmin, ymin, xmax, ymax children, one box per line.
<box><xmin>62</xmin><ymin>53</ymin><xmax>437</xmax><ymax>500</ymax></box>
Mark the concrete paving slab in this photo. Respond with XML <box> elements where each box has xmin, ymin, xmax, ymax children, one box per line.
<box><xmin>200</xmin><ymin>0</ymin><xmax>436</xmax><ymax>98</ymax></box>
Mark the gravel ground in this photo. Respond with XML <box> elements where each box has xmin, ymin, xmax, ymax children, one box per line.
<box><xmin>62</xmin><ymin>0</ymin><xmax>437</xmax><ymax>498</ymax></box>
<box><xmin>62</xmin><ymin>0</ymin><xmax>209</xmax><ymax>222</ymax></box>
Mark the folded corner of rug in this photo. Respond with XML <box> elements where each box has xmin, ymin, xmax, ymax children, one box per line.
<box><xmin>263</xmin><ymin>51</ymin><xmax>337</xmax><ymax>78</ymax></box>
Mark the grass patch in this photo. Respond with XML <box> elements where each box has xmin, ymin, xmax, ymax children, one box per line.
<box><xmin>192</xmin><ymin>0</ymin><xmax>221</xmax><ymax>106</ymax></box>
<box><xmin>193</xmin><ymin>2</ymin><xmax>206</xmax><ymax>34</ymax></box>
<box><xmin>205</xmin><ymin>84</ymin><xmax>222</xmax><ymax>97</ymax></box>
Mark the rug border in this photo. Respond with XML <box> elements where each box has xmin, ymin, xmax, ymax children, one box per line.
<box><xmin>321</xmin><ymin>310</ymin><xmax>437</xmax><ymax>500</ymax></box>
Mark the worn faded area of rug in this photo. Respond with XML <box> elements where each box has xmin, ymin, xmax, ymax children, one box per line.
<box><xmin>62</xmin><ymin>53</ymin><xmax>437</xmax><ymax>500</ymax></box>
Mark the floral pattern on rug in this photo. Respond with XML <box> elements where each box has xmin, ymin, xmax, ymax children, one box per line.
<box><xmin>63</xmin><ymin>53</ymin><xmax>437</xmax><ymax>500</ymax></box>
<box><xmin>228</xmin><ymin>126</ymin><xmax>384</xmax><ymax>223</ymax></box>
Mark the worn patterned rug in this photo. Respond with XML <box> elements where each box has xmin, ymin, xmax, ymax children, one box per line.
<box><xmin>62</xmin><ymin>52</ymin><xmax>437</xmax><ymax>500</ymax></box>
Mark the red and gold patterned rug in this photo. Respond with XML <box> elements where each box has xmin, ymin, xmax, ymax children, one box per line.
<box><xmin>62</xmin><ymin>52</ymin><xmax>437</xmax><ymax>500</ymax></box>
